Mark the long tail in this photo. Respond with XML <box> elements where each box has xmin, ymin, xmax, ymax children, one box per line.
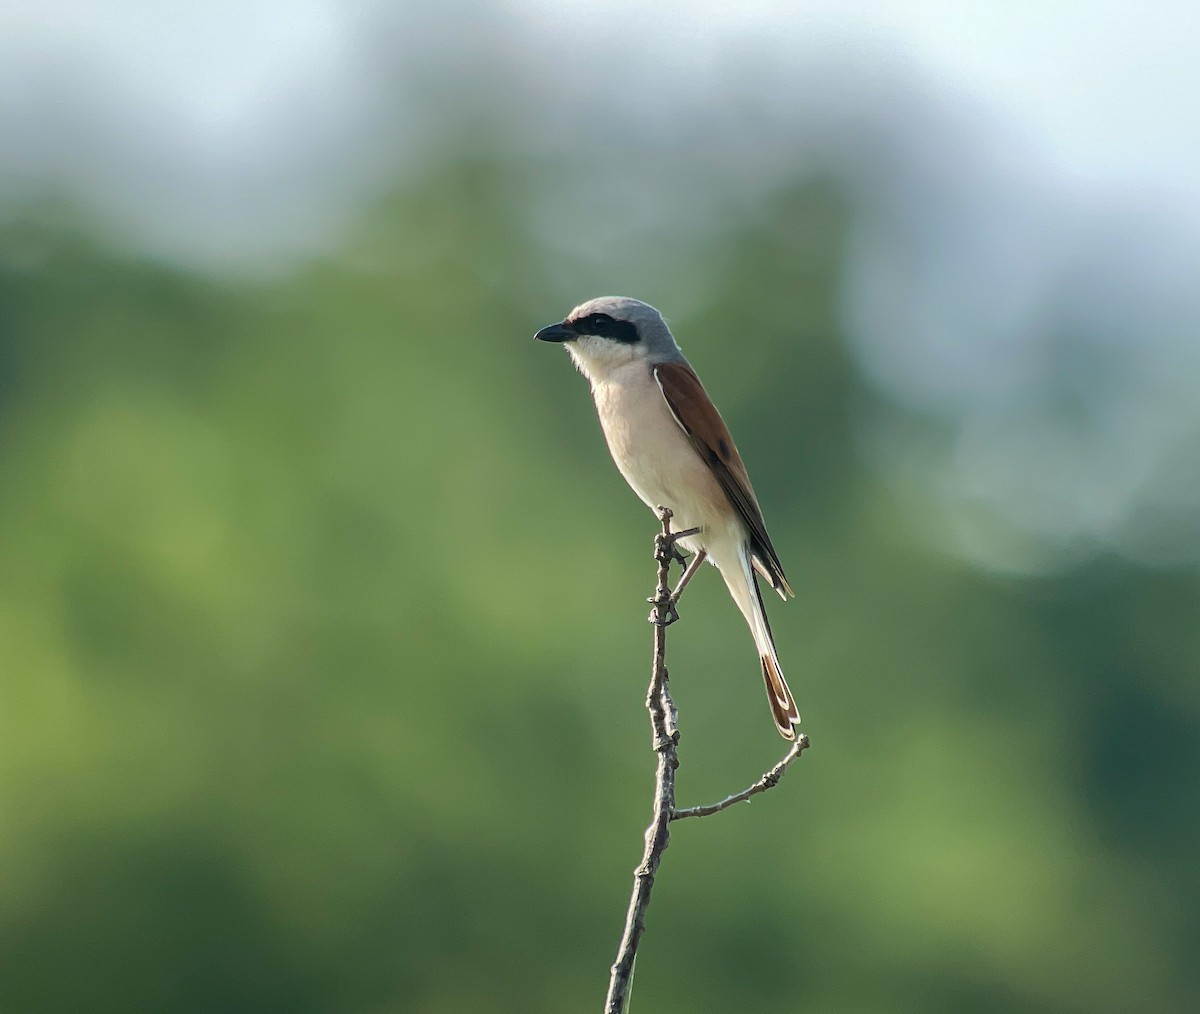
<box><xmin>719</xmin><ymin>543</ymin><xmax>801</xmax><ymax>739</ymax></box>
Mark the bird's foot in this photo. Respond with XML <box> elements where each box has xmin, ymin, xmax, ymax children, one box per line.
<box><xmin>654</xmin><ymin>525</ymin><xmax>701</xmax><ymax>562</ymax></box>
<box><xmin>647</xmin><ymin>595</ymin><xmax>681</xmax><ymax>626</ymax></box>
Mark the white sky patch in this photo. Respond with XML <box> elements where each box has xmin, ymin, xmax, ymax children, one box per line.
<box><xmin>3</xmin><ymin>1</ymin><xmax>1198</xmax><ymax>253</ymax></box>
<box><xmin>514</xmin><ymin>0</ymin><xmax>1200</xmax><ymax>197</ymax></box>
<box><xmin>2</xmin><ymin>0</ymin><xmax>1198</xmax><ymax>571</ymax></box>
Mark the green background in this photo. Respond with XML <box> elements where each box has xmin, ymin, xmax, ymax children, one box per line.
<box><xmin>1</xmin><ymin>109</ymin><xmax>1197</xmax><ymax>1014</ymax></box>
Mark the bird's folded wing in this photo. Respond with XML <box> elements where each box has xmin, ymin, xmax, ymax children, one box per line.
<box><xmin>652</xmin><ymin>361</ymin><xmax>793</xmax><ymax>597</ymax></box>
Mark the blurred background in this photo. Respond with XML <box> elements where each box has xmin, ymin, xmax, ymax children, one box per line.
<box><xmin>2</xmin><ymin>2</ymin><xmax>1198</xmax><ymax>1011</ymax></box>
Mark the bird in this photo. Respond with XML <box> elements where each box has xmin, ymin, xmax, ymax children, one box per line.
<box><xmin>534</xmin><ymin>296</ymin><xmax>800</xmax><ymax>739</ymax></box>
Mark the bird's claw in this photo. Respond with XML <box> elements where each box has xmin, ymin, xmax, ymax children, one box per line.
<box><xmin>647</xmin><ymin>596</ymin><xmax>681</xmax><ymax>626</ymax></box>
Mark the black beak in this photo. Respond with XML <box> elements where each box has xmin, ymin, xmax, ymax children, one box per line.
<box><xmin>533</xmin><ymin>321</ymin><xmax>574</xmax><ymax>343</ymax></box>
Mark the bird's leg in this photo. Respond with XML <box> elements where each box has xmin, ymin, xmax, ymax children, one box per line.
<box><xmin>654</xmin><ymin>526</ymin><xmax>701</xmax><ymax>559</ymax></box>
<box><xmin>669</xmin><ymin>549</ymin><xmax>707</xmax><ymax>607</ymax></box>
<box><xmin>649</xmin><ymin>523</ymin><xmax>702</xmax><ymax>626</ymax></box>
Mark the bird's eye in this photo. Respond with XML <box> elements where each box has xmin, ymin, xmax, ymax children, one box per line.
<box><xmin>589</xmin><ymin>313</ymin><xmax>611</xmax><ymax>333</ymax></box>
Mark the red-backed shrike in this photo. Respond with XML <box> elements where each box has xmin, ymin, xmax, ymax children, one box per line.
<box><xmin>535</xmin><ymin>296</ymin><xmax>799</xmax><ymax>739</ymax></box>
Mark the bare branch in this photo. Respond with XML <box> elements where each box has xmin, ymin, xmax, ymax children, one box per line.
<box><xmin>605</xmin><ymin>507</ymin><xmax>682</xmax><ymax>1014</ymax></box>
<box><xmin>672</xmin><ymin>734</ymin><xmax>809</xmax><ymax>821</ymax></box>
<box><xmin>603</xmin><ymin>507</ymin><xmax>809</xmax><ymax>1013</ymax></box>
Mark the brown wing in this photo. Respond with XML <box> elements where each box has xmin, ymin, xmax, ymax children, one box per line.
<box><xmin>653</xmin><ymin>361</ymin><xmax>793</xmax><ymax>598</ymax></box>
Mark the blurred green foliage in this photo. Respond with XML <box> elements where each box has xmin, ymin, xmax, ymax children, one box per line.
<box><xmin>0</xmin><ymin>148</ymin><xmax>1197</xmax><ymax>1014</ymax></box>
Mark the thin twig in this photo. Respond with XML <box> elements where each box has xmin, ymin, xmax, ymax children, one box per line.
<box><xmin>605</xmin><ymin>507</ymin><xmax>681</xmax><ymax>1014</ymax></box>
<box><xmin>603</xmin><ymin>507</ymin><xmax>809</xmax><ymax>1013</ymax></box>
<box><xmin>672</xmin><ymin>734</ymin><xmax>809</xmax><ymax>820</ymax></box>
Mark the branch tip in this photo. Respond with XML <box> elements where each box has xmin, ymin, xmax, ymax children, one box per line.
<box><xmin>604</xmin><ymin>512</ymin><xmax>809</xmax><ymax>1013</ymax></box>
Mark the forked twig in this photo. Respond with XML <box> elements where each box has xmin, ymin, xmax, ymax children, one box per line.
<box><xmin>603</xmin><ymin>507</ymin><xmax>808</xmax><ymax>1013</ymax></box>
<box><xmin>673</xmin><ymin>734</ymin><xmax>809</xmax><ymax>820</ymax></box>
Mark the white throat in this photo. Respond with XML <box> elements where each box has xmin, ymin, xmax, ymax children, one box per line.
<box><xmin>566</xmin><ymin>335</ymin><xmax>647</xmax><ymax>385</ymax></box>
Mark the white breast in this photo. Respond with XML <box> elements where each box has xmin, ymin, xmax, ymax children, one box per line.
<box><xmin>586</xmin><ymin>359</ymin><xmax>742</xmax><ymax>553</ymax></box>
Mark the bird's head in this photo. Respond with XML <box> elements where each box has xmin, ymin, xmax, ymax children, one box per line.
<box><xmin>534</xmin><ymin>296</ymin><xmax>683</xmax><ymax>378</ymax></box>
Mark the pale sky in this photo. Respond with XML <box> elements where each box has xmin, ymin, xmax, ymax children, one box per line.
<box><xmin>2</xmin><ymin>0</ymin><xmax>1198</xmax><ymax>571</ymax></box>
<box><xmin>2</xmin><ymin>0</ymin><xmax>1197</xmax><ymax>224</ymax></box>
<box><xmin>517</xmin><ymin>0</ymin><xmax>1200</xmax><ymax>193</ymax></box>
